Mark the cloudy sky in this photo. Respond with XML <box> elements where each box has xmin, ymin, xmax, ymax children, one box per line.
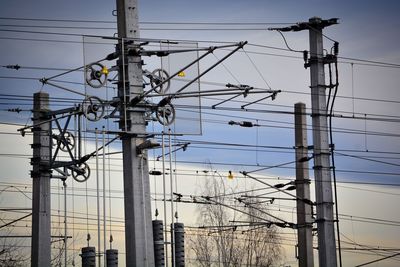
<box><xmin>0</xmin><ymin>0</ymin><xmax>399</xmax><ymax>266</ymax></box>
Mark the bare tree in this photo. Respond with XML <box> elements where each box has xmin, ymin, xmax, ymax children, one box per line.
<box><xmin>0</xmin><ymin>219</ymin><xmax>30</xmax><ymax>266</ymax></box>
<box><xmin>189</xmin><ymin>172</ymin><xmax>282</xmax><ymax>266</ymax></box>
<box><xmin>239</xmin><ymin>198</ymin><xmax>282</xmax><ymax>266</ymax></box>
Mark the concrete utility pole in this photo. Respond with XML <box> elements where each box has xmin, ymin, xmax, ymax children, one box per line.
<box><xmin>116</xmin><ymin>0</ymin><xmax>155</xmax><ymax>266</ymax></box>
<box><xmin>270</xmin><ymin>16</ymin><xmax>338</xmax><ymax>266</ymax></box>
<box><xmin>31</xmin><ymin>92</ymin><xmax>52</xmax><ymax>267</ymax></box>
<box><xmin>294</xmin><ymin>102</ymin><xmax>314</xmax><ymax>267</ymax></box>
<box><xmin>308</xmin><ymin>17</ymin><xmax>337</xmax><ymax>267</ymax></box>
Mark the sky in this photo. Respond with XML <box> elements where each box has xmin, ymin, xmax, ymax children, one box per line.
<box><xmin>0</xmin><ymin>0</ymin><xmax>399</xmax><ymax>266</ymax></box>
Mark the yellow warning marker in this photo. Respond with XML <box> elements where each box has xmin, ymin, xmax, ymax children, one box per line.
<box><xmin>101</xmin><ymin>66</ymin><xmax>109</xmax><ymax>75</ymax></box>
<box><xmin>178</xmin><ymin>71</ymin><xmax>185</xmax><ymax>77</ymax></box>
<box><xmin>228</xmin><ymin>170</ymin><xmax>234</xmax><ymax>180</ymax></box>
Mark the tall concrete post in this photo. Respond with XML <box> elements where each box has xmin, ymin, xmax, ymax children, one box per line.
<box><xmin>31</xmin><ymin>92</ymin><xmax>52</xmax><ymax>267</ymax></box>
<box><xmin>116</xmin><ymin>0</ymin><xmax>155</xmax><ymax>266</ymax></box>
<box><xmin>294</xmin><ymin>102</ymin><xmax>314</xmax><ymax>267</ymax></box>
<box><xmin>308</xmin><ymin>17</ymin><xmax>337</xmax><ymax>267</ymax></box>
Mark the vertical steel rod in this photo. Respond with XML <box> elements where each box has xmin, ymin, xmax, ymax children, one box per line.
<box><xmin>64</xmin><ymin>180</ymin><xmax>67</xmax><ymax>267</ymax></box>
<box><xmin>161</xmin><ymin>130</ymin><xmax>169</xmax><ymax>267</ymax></box>
<box><xmin>168</xmin><ymin>129</ymin><xmax>175</xmax><ymax>267</ymax></box>
<box><xmin>95</xmin><ymin>129</ymin><xmax>101</xmax><ymax>267</ymax></box>
<box><xmin>102</xmin><ymin>128</ymin><xmax>107</xmax><ymax>266</ymax></box>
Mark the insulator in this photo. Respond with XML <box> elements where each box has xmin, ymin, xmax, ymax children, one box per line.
<box><xmin>286</xmin><ymin>185</ymin><xmax>297</xmax><ymax>191</ymax></box>
<box><xmin>6</xmin><ymin>64</ymin><xmax>20</xmax><ymax>70</ymax></box>
<box><xmin>105</xmin><ymin>52</ymin><xmax>119</xmax><ymax>61</ymax></box>
<box><xmin>81</xmin><ymin>246</ymin><xmax>96</xmax><ymax>267</ymax></box>
<box><xmin>303</xmin><ymin>50</ymin><xmax>308</xmax><ymax>62</ymax></box>
<box><xmin>334</xmin><ymin>42</ymin><xmax>339</xmax><ymax>56</ymax></box>
<box><xmin>106</xmin><ymin>249</ymin><xmax>118</xmax><ymax>267</ymax></box>
<box><xmin>7</xmin><ymin>108</ymin><xmax>21</xmax><ymax>113</ymax></box>
<box><xmin>149</xmin><ymin>170</ymin><xmax>163</xmax><ymax>176</ymax></box>
<box><xmin>152</xmin><ymin>220</ymin><xmax>165</xmax><ymax>267</ymax></box>
<box><xmin>240</xmin><ymin>121</ymin><xmax>253</xmax><ymax>127</ymax></box>
<box><xmin>173</xmin><ymin>222</ymin><xmax>185</xmax><ymax>267</ymax></box>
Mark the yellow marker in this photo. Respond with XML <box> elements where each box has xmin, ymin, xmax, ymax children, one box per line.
<box><xmin>101</xmin><ymin>66</ymin><xmax>109</xmax><ymax>75</ymax></box>
<box><xmin>228</xmin><ymin>171</ymin><xmax>234</xmax><ymax>180</ymax></box>
<box><xmin>178</xmin><ymin>71</ymin><xmax>185</xmax><ymax>77</ymax></box>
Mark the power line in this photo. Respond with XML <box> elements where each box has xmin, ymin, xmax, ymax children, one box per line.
<box><xmin>0</xmin><ymin>24</ymin><xmax>284</xmax><ymax>31</ymax></box>
<box><xmin>1</xmin><ymin>34</ymin><xmax>399</xmax><ymax>69</ymax></box>
<box><xmin>0</xmin><ymin>17</ymin><xmax>117</xmax><ymax>24</ymax></box>
<box><xmin>0</xmin><ymin>24</ymin><xmax>116</xmax><ymax>30</ymax></box>
<box><xmin>0</xmin><ymin>36</ymin><xmax>84</xmax><ymax>44</ymax></box>
<box><xmin>2</xmin><ymin>97</ymin><xmax>400</xmax><ymax>139</ymax></box>
<box><xmin>1</xmin><ymin>123</ymin><xmax>400</xmax><ymax>163</ymax></box>
<box><xmin>0</xmin><ymin>126</ymin><xmax>400</xmax><ymax>176</ymax></box>
<box><xmin>355</xmin><ymin>252</ymin><xmax>400</xmax><ymax>266</ymax></box>
<box><xmin>336</xmin><ymin>152</ymin><xmax>400</xmax><ymax>168</ymax></box>
<box><xmin>0</xmin><ymin>17</ymin><xmax>296</xmax><ymax>25</ymax></box>
<box><xmin>2</xmin><ymin>72</ymin><xmax>400</xmax><ymax>114</ymax></box>
<box><xmin>7</xmin><ymin>188</ymin><xmax>400</xmax><ymax>229</ymax></box>
<box><xmin>0</xmin><ymin>13</ymin><xmax>397</xmax><ymax>266</ymax></box>
<box><xmin>339</xmin><ymin>56</ymin><xmax>400</xmax><ymax>68</ymax></box>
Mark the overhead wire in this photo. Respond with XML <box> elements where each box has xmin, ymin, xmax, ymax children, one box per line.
<box><xmin>341</xmin><ymin>233</ymin><xmax>400</xmax><ymax>263</ymax></box>
<box><xmin>1</xmin><ymin>19</ymin><xmax>400</xmax><ymax>263</ymax></box>
<box><xmin>274</xmin><ymin>30</ymin><xmax>304</xmax><ymax>53</ymax></box>
<box><xmin>242</xmin><ymin>49</ymin><xmax>272</xmax><ymax>89</ymax></box>
<box><xmin>0</xmin><ymin>34</ymin><xmax>398</xmax><ymax>69</ymax></box>
<box><xmin>0</xmin><ymin>143</ymin><xmax>399</xmax><ymax>179</ymax></box>
<box><xmin>0</xmin><ymin>80</ymin><xmax>400</xmax><ymax>119</ymax></box>
<box><xmin>0</xmin><ymin>22</ymin><xmax>399</xmax><ymax>68</ymax></box>
<box><xmin>10</xmin><ymin>191</ymin><xmax>400</xmax><ymax>229</ymax></box>
<box><xmin>2</xmin><ymin>93</ymin><xmax>400</xmax><ymax>141</ymax></box>
<box><xmin>327</xmin><ymin>51</ymin><xmax>343</xmax><ymax>267</ymax></box>
<box><xmin>0</xmin><ymin>126</ymin><xmax>399</xmax><ymax>173</ymax></box>
<box><xmin>0</xmin><ymin>17</ymin><xmax>295</xmax><ymax>25</ymax></box>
